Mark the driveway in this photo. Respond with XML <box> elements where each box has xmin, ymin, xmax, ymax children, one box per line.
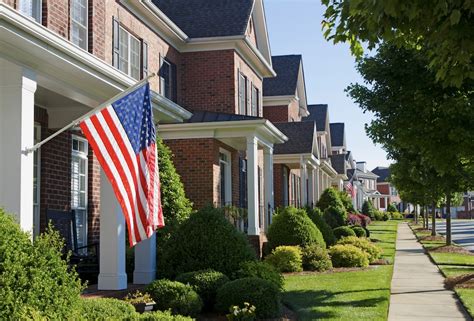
<box><xmin>436</xmin><ymin>220</ymin><xmax>474</xmax><ymax>252</ymax></box>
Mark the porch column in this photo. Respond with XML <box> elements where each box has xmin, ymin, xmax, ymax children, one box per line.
<box><xmin>98</xmin><ymin>170</ymin><xmax>127</xmax><ymax>290</ymax></box>
<box><xmin>133</xmin><ymin>234</ymin><xmax>156</xmax><ymax>284</ymax></box>
<box><xmin>314</xmin><ymin>168</ymin><xmax>320</xmax><ymax>203</ymax></box>
<box><xmin>300</xmin><ymin>162</ymin><xmax>308</xmax><ymax>206</ymax></box>
<box><xmin>263</xmin><ymin>146</ymin><xmax>274</xmax><ymax>227</ymax></box>
<box><xmin>307</xmin><ymin>167</ymin><xmax>315</xmax><ymax>207</ymax></box>
<box><xmin>0</xmin><ymin>60</ymin><xmax>36</xmax><ymax>233</ymax></box>
<box><xmin>246</xmin><ymin>136</ymin><xmax>259</xmax><ymax>235</ymax></box>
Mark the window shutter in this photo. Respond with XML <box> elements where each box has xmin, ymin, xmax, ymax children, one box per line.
<box><xmin>112</xmin><ymin>17</ymin><xmax>120</xmax><ymax>68</ymax></box>
<box><xmin>246</xmin><ymin>79</ymin><xmax>251</xmax><ymax>115</ymax></box>
<box><xmin>171</xmin><ymin>62</ymin><xmax>177</xmax><ymax>103</ymax></box>
<box><xmin>141</xmin><ymin>41</ymin><xmax>148</xmax><ymax>79</ymax></box>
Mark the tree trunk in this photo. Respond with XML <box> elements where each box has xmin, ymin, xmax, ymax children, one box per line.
<box><xmin>431</xmin><ymin>201</ymin><xmax>436</xmax><ymax>236</ymax></box>
<box><xmin>421</xmin><ymin>206</ymin><xmax>426</xmax><ymax>229</ymax></box>
<box><xmin>414</xmin><ymin>204</ymin><xmax>418</xmax><ymax>224</ymax></box>
<box><xmin>446</xmin><ymin>194</ymin><xmax>452</xmax><ymax>246</ymax></box>
<box><xmin>425</xmin><ymin>206</ymin><xmax>429</xmax><ymax>229</ymax></box>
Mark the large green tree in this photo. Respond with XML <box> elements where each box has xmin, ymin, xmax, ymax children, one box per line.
<box><xmin>321</xmin><ymin>0</ymin><xmax>474</xmax><ymax>87</ymax></box>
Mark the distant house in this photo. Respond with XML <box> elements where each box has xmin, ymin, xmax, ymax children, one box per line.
<box><xmin>348</xmin><ymin>162</ymin><xmax>381</xmax><ymax>210</ymax></box>
<box><xmin>372</xmin><ymin>166</ymin><xmax>401</xmax><ymax>210</ymax></box>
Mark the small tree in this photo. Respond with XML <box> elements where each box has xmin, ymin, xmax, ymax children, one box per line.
<box><xmin>338</xmin><ymin>190</ymin><xmax>356</xmax><ymax>212</ymax></box>
<box><xmin>361</xmin><ymin>200</ymin><xmax>376</xmax><ymax>220</ymax></box>
<box><xmin>317</xmin><ymin>188</ymin><xmax>344</xmax><ymax>211</ymax></box>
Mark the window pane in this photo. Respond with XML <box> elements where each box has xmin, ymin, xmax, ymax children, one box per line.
<box><xmin>130</xmin><ymin>37</ymin><xmax>141</xmax><ymax>80</ymax></box>
<box><xmin>119</xmin><ymin>28</ymin><xmax>129</xmax><ymax>74</ymax></box>
<box><xmin>70</xmin><ymin>0</ymin><xmax>87</xmax><ymax>49</ymax></box>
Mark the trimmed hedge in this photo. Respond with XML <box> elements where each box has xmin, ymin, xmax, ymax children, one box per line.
<box><xmin>337</xmin><ymin>236</ymin><xmax>382</xmax><ymax>263</ymax></box>
<box><xmin>265</xmin><ymin>246</ymin><xmax>303</xmax><ymax>272</ymax></box>
<box><xmin>216</xmin><ymin>277</ymin><xmax>281</xmax><ymax>319</ymax></box>
<box><xmin>267</xmin><ymin>207</ymin><xmax>325</xmax><ymax>249</ymax></box>
<box><xmin>351</xmin><ymin>226</ymin><xmax>367</xmax><ymax>237</ymax></box>
<box><xmin>301</xmin><ymin>245</ymin><xmax>332</xmax><ymax>272</ymax></box>
<box><xmin>134</xmin><ymin>310</ymin><xmax>194</xmax><ymax>321</ymax></box>
<box><xmin>175</xmin><ymin>269</ymin><xmax>229</xmax><ymax>310</ymax></box>
<box><xmin>323</xmin><ymin>206</ymin><xmax>348</xmax><ymax>228</ymax></box>
<box><xmin>234</xmin><ymin>261</ymin><xmax>284</xmax><ymax>291</ymax></box>
<box><xmin>317</xmin><ymin>188</ymin><xmax>344</xmax><ymax>211</ymax></box>
<box><xmin>329</xmin><ymin>244</ymin><xmax>369</xmax><ymax>268</ymax></box>
<box><xmin>145</xmin><ymin>280</ymin><xmax>202</xmax><ymax>317</ymax></box>
<box><xmin>307</xmin><ymin>207</ymin><xmax>336</xmax><ymax>246</ymax></box>
<box><xmin>333</xmin><ymin>226</ymin><xmax>356</xmax><ymax>240</ymax></box>
<box><xmin>77</xmin><ymin>298</ymin><xmax>136</xmax><ymax>321</ymax></box>
<box><xmin>159</xmin><ymin>206</ymin><xmax>255</xmax><ymax>278</ymax></box>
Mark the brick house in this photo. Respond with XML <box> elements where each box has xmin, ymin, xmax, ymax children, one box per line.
<box><xmin>329</xmin><ymin>122</ymin><xmax>349</xmax><ymax>190</ymax></box>
<box><xmin>372</xmin><ymin>166</ymin><xmax>401</xmax><ymax>210</ymax></box>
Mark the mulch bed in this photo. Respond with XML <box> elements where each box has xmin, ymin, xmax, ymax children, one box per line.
<box><xmin>414</xmin><ymin>228</ymin><xmax>431</xmax><ymax>233</ymax></box>
<box><xmin>371</xmin><ymin>258</ymin><xmax>391</xmax><ymax>265</ymax></box>
<box><xmin>420</xmin><ymin>235</ymin><xmax>446</xmax><ymax>242</ymax></box>
<box><xmin>197</xmin><ymin>305</ymin><xmax>297</xmax><ymax>321</ymax></box>
<box><xmin>429</xmin><ymin>245</ymin><xmax>474</xmax><ymax>255</ymax></box>
<box><xmin>81</xmin><ymin>284</ymin><xmax>146</xmax><ymax>299</ymax></box>
<box><xmin>446</xmin><ymin>274</ymin><xmax>474</xmax><ymax>289</ymax></box>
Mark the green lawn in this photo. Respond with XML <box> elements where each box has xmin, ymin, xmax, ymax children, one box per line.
<box><xmin>283</xmin><ymin>221</ymin><xmax>399</xmax><ymax>321</ymax></box>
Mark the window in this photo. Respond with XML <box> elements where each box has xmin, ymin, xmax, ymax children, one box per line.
<box><xmin>33</xmin><ymin>123</ymin><xmax>41</xmax><ymax>238</ymax></box>
<box><xmin>238</xmin><ymin>72</ymin><xmax>247</xmax><ymax>115</ymax></box>
<box><xmin>71</xmin><ymin>137</ymin><xmax>88</xmax><ymax>252</ymax></box>
<box><xmin>19</xmin><ymin>0</ymin><xmax>41</xmax><ymax>23</ymax></box>
<box><xmin>251</xmin><ymin>85</ymin><xmax>259</xmax><ymax>117</ymax></box>
<box><xmin>159</xmin><ymin>58</ymin><xmax>177</xmax><ymax>102</ymax></box>
<box><xmin>112</xmin><ymin>19</ymin><xmax>145</xmax><ymax>81</ymax></box>
<box><xmin>218</xmin><ymin>150</ymin><xmax>232</xmax><ymax>207</ymax></box>
<box><xmin>70</xmin><ymin>0</ymin><xmax>88</xmax><ymax>50</ymax></box>
<box><xmin>282</xmin><ymin>167</ymin><xmax>289</xmax><ymax>206</ymax></box>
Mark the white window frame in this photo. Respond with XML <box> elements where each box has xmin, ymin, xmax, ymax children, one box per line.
<box><xmin>251</xmin><ymin>85</ymin><xmax>259</xmax><ymax>117</ymax></box>
<box><xmin>19</xmin><ymin>0</ymin><xmax>42</xmax><ymax>23</ymax></box>
<box><xmin>159</xmin><ymin>57</ymin><xmax>176</xmax><ymax>101</ymax></box>
<box><xmin>118</xmin><ymin>26</ymin><xmax>141</xmax><ymax>80</ymax></box>
<box><xmin>33</xmin><ymin>123</ymin><xmax>41</xmax><ymax>238</ymax></box>
<box><xmin>219</xmin><ymin>149</ymin><xmax>232</xmax><ymax>206</ymax></box>
<box><xmin>238</xmin><ymin>72</ymin><xmax>247</xmax><ymax>115</ymax></box>
<box><xmin>70</xmin><ymin>0</ymin><xmax>88</xmax><ymax>50</ymax></box>
<box><xmin>71</xmin><ymin>136</ymin><xmax>88</xmax><ymax>251</ymax></box>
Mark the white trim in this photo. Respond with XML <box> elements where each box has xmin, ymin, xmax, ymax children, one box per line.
<box><xmin>71</xmin><ymin>135</ymin><xmax>89</xmax><ymax>250</ymax></box>
<box><xmin>33</xmin><ymin>122</ymin><xmax>41</xmax><ymax>238</ymax></box>
<box><xmin>263</xmin><ymin>95</ymin><xmax>298</xmax><ymax>107</ymax></box>
<box><xmin>219</xmin><ymin>148</ymin><xmax>232</xmax><ymax>206</ymax></box>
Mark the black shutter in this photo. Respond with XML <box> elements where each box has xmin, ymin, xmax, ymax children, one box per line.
<box><xmin>112</xmin><ymin>17</ymin><xmax>120</xmax><ymax>68</ymax></box>
<box><xmin>171</xmin><ymin>62</ymin><xmax>177</xmax><ymax>102</ymax></box>
<box><xmin>141</xmin><ymin>41</ymin><xmax>148</xmax><ymax>79</ymax></box>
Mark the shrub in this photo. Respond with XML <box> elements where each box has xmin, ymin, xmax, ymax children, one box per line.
<box><xmin>227</xmin><ymin>302</ymin><xmax>257</xmax><ymax>321</ymax></box>
<box><xmin>159</xmin><ymin>206</ymin><xmax>255</xmax><ymax>278</ymax></box>
<box><xmin>333</xmin><ymin>226</ymin><xmax>356</xmax><ymax>240</ymax></box>
<box><xmin>351</xmin><ymin>226</ymin><xmax>367</xmax><ymax>237</ymax></box>
<box><xmin>338</xmin><ymin>190</ymin><xmax>356</xmax><ymax>212</ymax></box>
<box><xmin>145</xmin><ymin>280</ymin><xmax>202</xmax><ymax>317</ymax></box>
<box><xmin>361</xmin><ymin>200</ymin><xmax>376</xmax><ymax>219</ymax></box>
<box><xmin>381</xmin><ymin>212</ymin><xmax>390</xmax><ymax>221</ymax></box>
<box><xmin>329</xmin><ymin>244</ymin><xmax>369</xmax><ymax>268</ymax></box>
<box><xmin>337</xmin><ymin>236</ymin><xmax>382</xmax><ymax>263</ymax></box>
<box><xmin>175</xmin><ymin>269</ymin><xmax>229</xmax><ymax>310</ymax></box>
<box><xmin>306</xmin><ymin>207</ymin><xmax>336</xmax><ymax>246</ymax></box>
<box><xmin>134</xmin><ymin>310</ymin><xmax>194</xmax><ymax>321</ymax></box>
<box><xmin>265</xmin><ymin>246</ymin><xmax>303</xmax><ymax>272</ymax></box>
<box><xmin>387</xmin><ymin>203</ymin><xmax>398</xmax><ymax>213</ymax></box>
<box><xmin>215</xmin><ymin>277</ymin><xmax>281</xmax><ymax>319</ymax></box>
<box><xmin>234</xmin><ymin>261</ymin><xmax>284</xmax><ymax>291</ymax></box>
<box><xmin>323</xmin><ymin>206</ymin><xmax>348</xmax><ymax>228</ymax></box>
<box><xmin>317</xmin><ymin>188</ymin><xmax>344</xmax><ymax>211</ymax></box>
<box><xmin>391</xmin><ymin>212</ymin><xmax>404</xmax><ymax>220</ymax></box>
<box><xmin>347</xmin><ymin>213</ymin><xmax>362</xmax><ymax>226</ymax></box>
<box><xmin>357</xmin><ymin>213</ymin><xmax>372</xmax><ymax>227</ymax></box>
<box><xmin>267</xmin><ymin>207</ymin><xmax>325</xmax><ymax>249</ymax></box>
<box><xmin>301</xmin><ymin>245</ymin><xmax>332</xmax><ymax>272</ymax></box>
<box><xmin>76</xmin><ymin>298</ymin><xmax>137</xmax><ymax>320</ymax></box>
<box><xmin>0</xmin><ymin>210</ymin><xmax>84</xmax><ymax>320</ymax></box>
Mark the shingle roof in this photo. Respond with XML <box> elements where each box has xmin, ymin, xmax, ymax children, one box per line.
<box><xmin>263</xmin><ymin>55</ymin><xmax>301</xmax><ymax>97</ymax></box>
<box><xmin>152</xmin><ymin>0</ymin><xmax>254</xmax><ymax>38</ymax></box>
<box><xmin>186</xmin><ymin>110</ymin><xmax>262</xmax><ymax>123</ymax></box>
<box><xmin>303</xmin><ymin>104</ymin><xmax>328</xmax><ymax>132</ymax></box>
<box><xmin>372</xmin><ymin>166</ymin><xmax>390</xmax><ymax>183</ymax></box>
<box><xmin>330</xmin><ymin>154</ymin><xmax>346</xmax><ymax>175</ymax></box>
<box><xmin>273</xmin><ymin>121</ymin><xmax>316</xmax><ymax>155</ymax></box>
<box><xmin>330</xmin><ymin>123</ymin><xmax>345</xmax><ymax>147</ymax></box>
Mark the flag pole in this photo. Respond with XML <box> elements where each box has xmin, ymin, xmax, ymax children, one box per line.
<box><xmin>24</xmin><ymin>73</ymin><xmax>156</xmax><ymax>154</ymax></box>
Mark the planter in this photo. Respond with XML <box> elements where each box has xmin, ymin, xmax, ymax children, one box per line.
<box><xmin>133</xmin><ymin>302</ymin><xmax>155</xmax><ymax>313</ymax></box>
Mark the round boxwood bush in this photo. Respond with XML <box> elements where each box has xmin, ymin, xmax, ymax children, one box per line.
<box><xmin>317</xmin><ymin>188</ymin><xmax>345</xmax><ymax>211</ymax></box>
<box><xmin>329</xmin><ymin>244</ymin><xmax>369</xmax><ymax>268</ymax></box>
<box><xmin>0</xmin><ymin>209</ymin><xmax>84</xmax><ymax>320</ymax></box>
<box><xmin>76</xmin><ymin>298</ymin><xmax>137</xmax><ymax>320</ymax></box>
<box><xmin>159</xmin><ymin>206</ymin><xmax>255</xmax><ymax>278</ymax></box>
<box><xmin>301</xmin><ymin>245</ymin><xmax>332</xmax><ymax>272</ymax></box>
<box><xmin>307</xmin><ymin>207</ymin><xmax>336</xmax><ymax>246</ymax></box>
<box><xmin>234</xmin><ymin>261</ymin><xmax>284</xmax><ymax>291</ymax></box>
<box><xmin>323</xmin><ymin>206</ymin><xmax>348</xmax><ymax>228</ymax></box>
<box><xmin>333</xmin><ymin>226</ymin><xmax>356</xmax><ymax>240</ymax></box>
<box><xmin>136</xmin><ymin>310</ymin><xmax>194</xmax><ymax>321</ymax></box>
<box><xmin>337</xmin><ymin>236</ymin><xmax>382</xmax><ymax>263</ymax></box>
<box><xmin>175</xmin><ymin>269</ymin><xmax>229</xmax><ymax>310</ymax></box>
<box><xmin>267</xmin><ymin>207</ymin><xmax>325</xmax><ymax>249</ymax></box>
<box><xmin>145</xmin><ymin>279</ymin><xmax>202</xmax><ymax>317</ymax></box>
<box><xmin>265</xmin><ymin>246</ymin><xmax>303</xmax><ymax>272</ymax></box>
<box><xmin>215</xmin><ymin>277</ymin><xmax>281</xmax><ymax>319</ymax></box>
<box><xmin>351</xmin><ymin>226</ymin><xmax>367</xmax><ymax>237</ymax></box>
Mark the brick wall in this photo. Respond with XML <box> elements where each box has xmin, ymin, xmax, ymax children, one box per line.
<box><xmin>263</xmin><ymin>105</ymin><xmax>290</xmax><ymax>123</ymax></box>
<box><xmin>234</xmin><ymin>52</ymin><xmax>263</xmax><ymax>117</ymax></box>
<box><xmin>273</xmin><ymin>164</ymin><xmax>288</xmax><ymax>208</ymax></box>
<box><xmin>2</xmin><ymin>0</ymin><xmax>15</xmax><ymax>8</ymax></box>
<box><xmin>89</xmin><ymin>0</ymin><xmax>106</xmax><ymax>60</ymax></box>
<box><xmin>42</xmin><ymin>0</ymin><xmax>69</xmax><ymax>38</ymax></box>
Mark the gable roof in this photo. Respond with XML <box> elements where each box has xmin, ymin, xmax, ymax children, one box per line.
<box><xmin>330</xmin><ymin>154</ymin><xmax>346</xmax><ymax>175</ymax></box>
<box><xmin>263</xmin><ymin>55</ymin><xmax>301</xmax><ymax>97</ymax></box>
<box><xmin>372</xmin><ymin>166</ymin><xmax>390</xmax><ymax>183</ymax></box>
<box><xmin>330</xmin><ymin>123</ymin><xmax>345</xmax><ymax>147</ymax></box>
<box><xmin>303</xmin><ymin>104</ymin><xmax>328</xmax><ymax>132</ymax></box>
<box><xmin>185</xmin><ymin>110</ymin><xmax>261</xmax><ymax>123</ymax></box>
<box><xmin>273</xmin><ymin>121</ymin><xmax>316</xmax><ymax>155</ymax></box>
<box><xmin>152</xmin><ymin>0</ymin><xmax>254</xmax><ymax>38</ymax></box>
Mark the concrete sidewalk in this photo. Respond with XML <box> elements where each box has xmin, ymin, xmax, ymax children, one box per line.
<box><xmin>388</xmin><ymin>223</ymin><xmax>470</xmax><ymax>321</ymax></box>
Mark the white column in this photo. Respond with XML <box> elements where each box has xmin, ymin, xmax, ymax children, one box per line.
<box><xmin>98</xmin><ymin>170</ymin><xmax>127</xmax><ymax>290</ymax></box>
<box><xmin>314</xmin><ymin>168</ymin><xmax>320</xmax><ymax>203</ymax></box>
<box><xmin>307</xmin><ymin>167</ymin><xmax>315</xmax><ymax>207</ymax></box>
<box><xmin>133</xmin><ymin>233</ymin><xmax>156</xmax><ymax>284</ymax></box>
<box><xmin>300</xmin><ymin>162</ymin><xmax>308</xmax><ymax>206</ymax></box>
<box><xmin>385</xmin><ymin>197</ymin><xmax>388</xmax><ymax>210</ymax></box>
<box><xmin>0</xmin><ymin>60</ymin><xmax>36</xmax><ymax>233</ymax></box>
<box><xmin>263</xmin><ymin>146</ymin><xmax>274</xmax><ymax>227</ymax></box>
<box><xmin>246</xmin><ymin>136</ymin><xmax>259</xmax><ymax>236</ymax></box>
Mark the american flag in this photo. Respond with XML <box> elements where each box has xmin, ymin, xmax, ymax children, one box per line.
<box><xmin>345</xmin><ymin>179</ymin><xmax>355</xmax><ymax>199</ymax></box>
<box><xmin>79</xmin><ymin>83</ymin><xmax>164</xmax><ymax>247</ymax></box>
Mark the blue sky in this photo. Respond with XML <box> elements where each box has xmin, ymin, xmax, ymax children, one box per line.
<box><xmin>265</xmin><ymin>0</ymin><xmax>390</xmax><ymax>170</ymax></box>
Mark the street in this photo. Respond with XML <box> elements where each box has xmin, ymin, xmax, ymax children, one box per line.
<box><xmin>436</xmin><ymin>220</ymin><xmax>474</xmax><ymax>252</ymax></box>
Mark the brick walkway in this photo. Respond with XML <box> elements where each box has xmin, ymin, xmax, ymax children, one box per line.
<box><xmin>388</xmin><ymin>223</ymin><xmax>470</xmax><ymax>321</ymax></box>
